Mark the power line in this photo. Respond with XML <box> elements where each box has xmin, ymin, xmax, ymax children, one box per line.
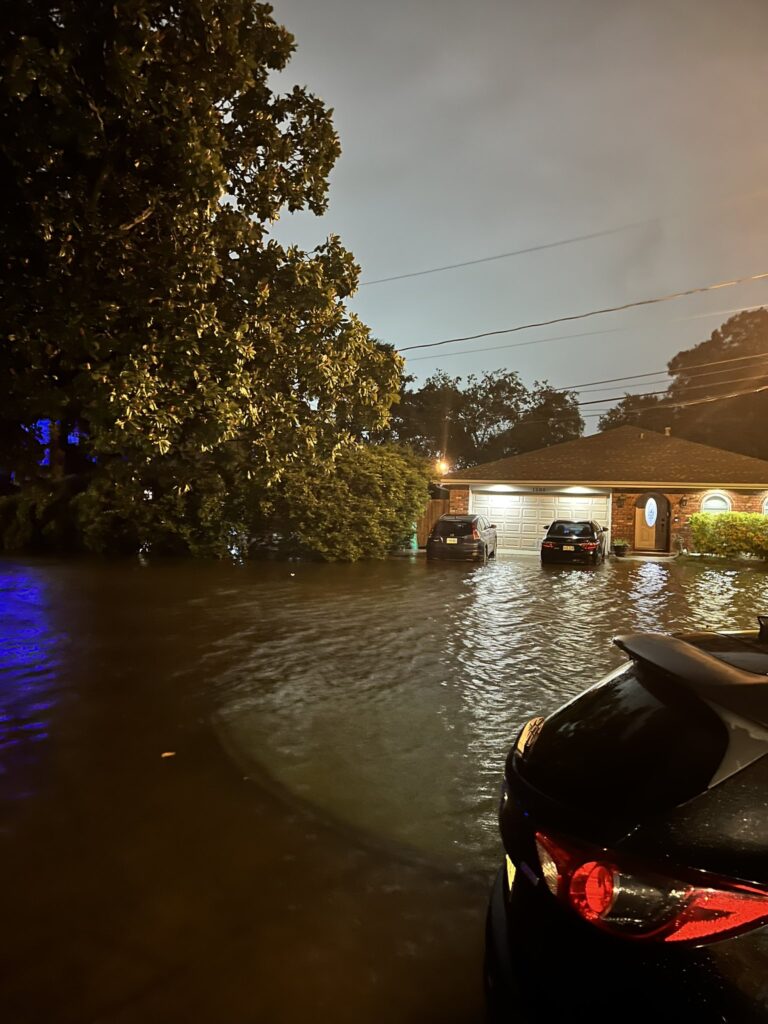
<box><xmin>405</xmin><ymin>303</ymin><xmax>768</xmax><ymax>364</ymax></box>
<box><xmin>555</xmin><ymin>348</ymin><xmax>768</xmax><ymax>392</ymax></box>
<box><xmin>400</xmin><ymin>271</ymin><xmax>768</xmax><ymax>352</ymax></box>
<box><xmin>408</xmin><ymin>339</ymin><xmax>768</xmax><ymax>399</ymax></box>
<box><xmin>518</xmin><ymin>378</ymin><xmax>768</xmax><ymax>429</ymax></box>
<box><xmin>403</xmin><ymin>348</ymin><xmax>768</xmax><ymax>435</ymax></box>
<box><xmin>622</xmin><ymin>380</ymin><xmax>768</xmax><ymax>414</ymax></box>
<box><xmin>575</xmin><ymin>378</ymin><xmax>670</xmax><ymax>395</ymax></box>
<box><xmin>575</xmin><ymin>371</ymin><xmax>768</xmax><ymax>408</ymax></box>
<box><xmin>359</xmin><ymin>220</ymin><xmax>653</xmax><ymax>287</ymax></box>
<box><xmin>672</xmin><ymin>303</ymin><xmax>768</xmax><ymax>323</ymax></box>
<box><xmin>361</xmin><ymin>188</ymin><xmax>768</xmax><ymax>289</ymax></box>
<box><xmin>406</xmin><ymin>327</ymin><xmax>624</xmax><ymax>363</ymax></box>
<box><xmin>576</xmin><ymin>388</ymin><xmax>669</xmax><ymax>408</ymax></box>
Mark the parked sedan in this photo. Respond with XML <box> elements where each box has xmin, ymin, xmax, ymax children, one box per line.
<box><xmin>540</xmin><ymin>519</ymin><xmax>606</xmax><ymax>564</ymax></box>
<box><xmin>485</xmin><ymin>618</ymin><xmax>768</xmax><ymax>1023</ymax></box>
<box><xmin>426</xmin><ymin>514</ymin><xmax>497</xmax><ymax>562</ymax></box>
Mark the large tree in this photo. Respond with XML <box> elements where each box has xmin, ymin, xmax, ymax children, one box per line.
<box><xmin>389</xmin><ymin>370</ymin><xmax>582</xmax><ymax>468</ymax></box>
<box><xmin>598</xmin><ymin>310</ymin><xmax>768</xmax><ymax>459</ymax></box>
<box><xmin>0</xmin><ymin>1</ymin><xmax>400</xmax><ymax>554</ymax></box>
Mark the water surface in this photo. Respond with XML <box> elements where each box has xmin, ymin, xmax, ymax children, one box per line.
<box><xmin>207</xmin><ymin>555</ymin><xmax>768</xmax><ymax>869</ymax></box>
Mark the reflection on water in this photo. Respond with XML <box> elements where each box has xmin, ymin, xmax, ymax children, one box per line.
<box><xmin>210</xmin><ymin>555</ymin><xmax>768</xmax><ymax>871</ymax></box>
<box><xmin>0</xmin><ymin>567</ymin><xmax>60</xmax><ymax>805</ymax></box>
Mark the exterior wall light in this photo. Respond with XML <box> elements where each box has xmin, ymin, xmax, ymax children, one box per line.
<box><xmin>679</xmin><ymin>496</ymin><xmax>688</xmax><ymax>508</ymax></box>
<box><xmin>616</xmin><ymin>496</ymin><xmax>625</xmax><ymax>508</ymax></box>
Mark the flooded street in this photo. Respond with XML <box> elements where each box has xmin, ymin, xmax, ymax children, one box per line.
<box><xmin>2</xmin><ymin>553</ymin><xmax>768</xmax><ymax>1023</ymax></box>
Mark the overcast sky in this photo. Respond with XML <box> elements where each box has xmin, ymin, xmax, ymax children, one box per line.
<box><xmin>270</xmin><ymin>0</ymin><xmax>768</xmax><ymax>425</ymax></box>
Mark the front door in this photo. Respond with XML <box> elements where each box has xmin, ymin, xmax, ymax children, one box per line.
<box><xmin>633</xmin><ymin>494</ymin><xmax>670</xmax><ymax>551</ymax></box>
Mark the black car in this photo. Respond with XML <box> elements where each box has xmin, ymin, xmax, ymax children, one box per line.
<box><xmin>485</xmin><ymin>617</ymin><xmax>768</xmax><ymax>1023</ymax></box>
<box><xmin>541</xmin><ymin>519</ymin><xmax>607</xmax><ymax>564</ymax></box>
<box><xmin>426</xmin><ymin>514</ymin><xmax>497</xmax><ymax>562</ymax></box>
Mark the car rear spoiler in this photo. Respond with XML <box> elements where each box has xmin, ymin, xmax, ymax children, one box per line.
<box><xmin>613</xmin><ymin>631</ymin><xmax>768</xmax><ymax>729</ymax></box>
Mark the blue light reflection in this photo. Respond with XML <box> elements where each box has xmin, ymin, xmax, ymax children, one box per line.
<box><xmin>0</xmin><ymin>568</ymin><xmax>59</xmax><ymax>802</ymax></box>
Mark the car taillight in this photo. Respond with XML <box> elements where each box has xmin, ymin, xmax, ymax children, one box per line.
<box><xmin>535</xmin><ymin>831</ymin><xmax>768</xmax><ymax>944</ymax></box>
<box><xmin>579</xmin><ymin>542</ymin><xmax>598</xmax><ymax>550</ymax></box>
<box><xmin>472</xmin><ymin>528</ymin><xmax>481</xmax><ymax>540</ymax></box>
<box><xmin>542</xmin><ymin>541</ymin><xmax>556</xmax><ymax>548</ymax></box>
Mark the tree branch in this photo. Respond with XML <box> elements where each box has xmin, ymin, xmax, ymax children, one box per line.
<box><xmin>118</xmin><ymin>205</ymin><xmax>155</xmax><ymax>233</ymax></box>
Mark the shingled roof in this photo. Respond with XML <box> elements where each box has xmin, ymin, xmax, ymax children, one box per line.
<box><xmin>443</xmin><ymin>426</ymin><xmax>768</xmax><ymax>487</ymax></box>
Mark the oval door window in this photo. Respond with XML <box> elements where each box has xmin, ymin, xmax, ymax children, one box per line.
<box><xmin>644</xmin><ymin>497</ymin><xmax>658</xmax><ymax>528</ymax></box>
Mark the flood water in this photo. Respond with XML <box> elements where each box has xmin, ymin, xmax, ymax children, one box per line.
<box><xmin>2</xmin><ymin>553</ymin><xmax>768</xmax><ymax>1023</ymax></box>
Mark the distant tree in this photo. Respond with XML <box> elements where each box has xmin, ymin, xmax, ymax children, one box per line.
<box><xmin>0</xmin><ymin>1</ymin><xmax>401</xmax><ymax>555</ymax></box>
<box><xmin>597</xmin><ymin>393</ymin><xmax>670</xmax><ymax>433</ymax></box>
<box><xmin>459</xmin><ymin>371</ymin><xmax>530</xmax><ymax>458</ymax></box>
<box><xmin>664</xmin><ymin>310</ymin><xmax>768</xmax><ymax>458</ymax></box>
<box><xmin>386</xmin><ymin>371</ymin><xmax>470</xmax><ymax>462</ymax></box>
<box><xmin>390</xmin><ymin>370</ymin><xmax>582</xmax><ymax>467</ymax></box>
<box><xmin>484</xmin><ymin>384</ymin><xmax>583</xmax><ymax>460</ymax></box>
<box><xmin>598</xmin><ymin>310</ymin><xmax>768</xmax><ymax>459</ymax></box>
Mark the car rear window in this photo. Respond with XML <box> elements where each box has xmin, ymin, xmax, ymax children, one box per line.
<box><xmin>547</xmin><ymin>521</ymin><xmax>593</xmax><ymax>538</ymax></box>
<box><xmin>515</xmin><ymin>663</ymin><xmax>728</xmax><ymax>817</ymax></box>
<box><xmin>433</xmin><ymin>520</ymin><xmax>474</xmax><ymax>538</ymax></box>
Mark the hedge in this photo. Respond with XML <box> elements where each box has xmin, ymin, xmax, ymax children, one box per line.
<box><xmin>688</xmin><ymin>512</ymin><xmax>768</xmax><ymax>560</ymax></box>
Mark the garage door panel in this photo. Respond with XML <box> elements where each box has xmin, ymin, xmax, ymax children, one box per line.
<box><xmin>470</xmin><ymin>490</ymin><xmax>609</xmax><ymax>551</ymax></box>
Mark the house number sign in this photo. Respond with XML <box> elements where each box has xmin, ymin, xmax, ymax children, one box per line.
<box><xmin>645</xmin><ymin>497</ymin><xmax>658</xmax><ymax>528</ymax></box>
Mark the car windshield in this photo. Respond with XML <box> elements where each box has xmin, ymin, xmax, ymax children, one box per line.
<box><xmin>547</xmin><ymin>521</ymin><xmax>593</xmax><ymax>538</ymax></box>
<box><xmin>433</xmin><ymin>520</ymin><xmax>474</xmax><ymax>538</ymax></box>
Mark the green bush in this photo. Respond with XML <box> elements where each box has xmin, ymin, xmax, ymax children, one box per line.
<box><xmin>269</xmin><ymin>444</ymin><xmax>431</xmax><ymax>561</ymax></box>
<box><xmin>688</xmin><ymin>512</ymin><xmax>768</xmax><ymax>559</ymax></box>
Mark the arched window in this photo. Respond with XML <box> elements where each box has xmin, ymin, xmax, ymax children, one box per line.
<box><xmin>700</xmin><ymin>492</ymin><xmax>732</xmax><ymax>513</ymax></box>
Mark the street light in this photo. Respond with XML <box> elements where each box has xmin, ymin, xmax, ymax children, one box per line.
<box><xmin>435</xmin><ymin>459</ymin><xmax>449</xmax><ymax>476</ymax></box>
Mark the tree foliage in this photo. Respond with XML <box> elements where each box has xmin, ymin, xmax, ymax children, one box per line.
<box><xmin>598</xmin><ymin>311</ymin><xmax>768</xmax><ymax>458</ymax></box>
<box><xmin>0</xmin><ymin>1</ymin><xmax>402</xmax><ymax>555</ymax></box>
<box><xmin>388</xmin><ymin>370</ymin><xmax>583</xmax><ymax>467</ymax></box>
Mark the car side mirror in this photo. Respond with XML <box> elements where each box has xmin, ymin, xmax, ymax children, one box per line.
<box><xmin>601</xmin><ymin>527</ymin><xmax>608</xmax><ymax>532</ymax></box>
<box><xmin>490</xmin><ymin>523</ymin><xmax>496</xmax><ymax>529</ymax></box>
<box><xmin>542</xmin><ymin>524</ymin><xmax>550</xmax><ymax>530</ymax></box>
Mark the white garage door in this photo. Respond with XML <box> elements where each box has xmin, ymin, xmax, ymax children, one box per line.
<box><xmin>470</xmin><ymin>491</ymin><xmax>610</xmax><ymax>551</ymax></box>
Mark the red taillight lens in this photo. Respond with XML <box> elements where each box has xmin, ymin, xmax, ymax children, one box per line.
<box><xmin>535</xmin><ymin>831</ymin><xmax>768</xmax><ymax>944</ymax></box>
<box><xmin>471</xmin><ymin>528</ymin><xmax>481</xmax><ymax>540</ymax></box>
<box><xmin>667</xmin><ymin>886</ymin><xmax>768</xmax><ymax>943</ymax></box>
<box><xmin>579</xmin><ymin>542</ymin><xmax>598</xmax><ymax>550</ymax></box>
<box><xmin>570</xmin><ymin>861</ymin><xmax>616</xmax><ymax>920</ymax></box>
<box><xmin>542</xmin><ymin>541</ymin><xmax>556</xmax><ymax>548</ymax></box>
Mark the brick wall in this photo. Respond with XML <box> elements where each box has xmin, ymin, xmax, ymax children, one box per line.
<box><xmin>448</xmin><ymin>487</ymin><xmax>470</xmax><ymax>514</ymax></box>
<box><xmin>611</xmin><ymin>489</ymin><xmax>768</xmax><ymax>552</ymax></box>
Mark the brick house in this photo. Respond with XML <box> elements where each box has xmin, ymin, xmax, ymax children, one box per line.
<box><xmin>440</xmin><ymin>426</ymin><xmax>768</xmax><ymax>554</ymax></box>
